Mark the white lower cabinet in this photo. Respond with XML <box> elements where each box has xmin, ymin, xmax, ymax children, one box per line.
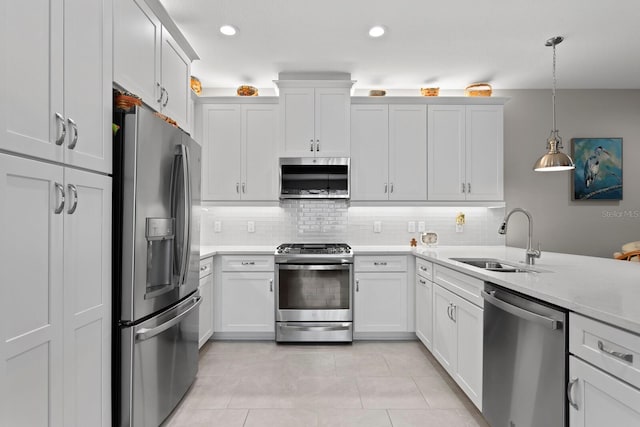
<box><xmin>198</xmin><ymin>257</ymin><xmax>214</xmax><ymax>348</ymax></box>
<box><xmin>0</xmin><ymin>154</ymin><xmax>111</xmax><ymax>427</ymax></box>
<box><xmin>415</xmin><ymin>258</ymin><xmax>433</xmax><ymax>350</ymax></box>
<box><xmin>432</xmin><ymin>281</ymin><xmax>483</xmax><ymax>410</ymax></box>
<box><xmin>569</xmin><ymin>355</ymin><xmax>640</xmax><ymax>426</ymax></box>
<box><xmin>216</xmin><ymin>256</ymin><xmax>275</xmax><ymax>336</ymax></box>
<box><xmin>354</xmin><ymin>256</ymin><xmax>410</xmax><ymax>334</ymax></box>
<box><xmin>569</xmin><ymin>312</ymin><xmax>640</xmax><ymax>426</ymax></box>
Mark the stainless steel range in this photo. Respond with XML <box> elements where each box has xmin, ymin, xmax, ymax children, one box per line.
<box><xmin>275</xmin><ymin>243</ymin><xmax>353</xmax><ymax>342</ymax></box>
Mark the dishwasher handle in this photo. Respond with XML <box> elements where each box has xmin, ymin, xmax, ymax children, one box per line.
<box><xmin>482</xmin><ymin>290</ymin><xmax>562</xmax><ymax>330</ymax></box>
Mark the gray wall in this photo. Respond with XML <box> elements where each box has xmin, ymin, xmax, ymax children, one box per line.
<box><xmin>495</xmin><ymin>89</ymin><xmax>640</xmax><ymax>258</ymax></box>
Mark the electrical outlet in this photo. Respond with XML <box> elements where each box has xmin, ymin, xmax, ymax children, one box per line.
<box><xmin>418</xmin><ymin>221</ymin><xmax>425</xmax><ymax>232</ymax></box>
<box><xmin>247</xmin><ymin>221</ymin><xmax>255</xmax><ymax>233</ymax></box>
<box><xmin>408</xmin><ymin>221</ymin><xmax>416</xmax><ymax>233</ymax></box>
<box><xmin>456</xmin><ymin>224</ymin><xmax>464</xmax><ymax>233</ymax></box>
<box><xmin>214</xmin><ymin>221</ymin><xmax>222</xmax><ymax>232</ymax></box>
<box><xmin>373</xmin><ymin>221</ymin><xmax>382</xmax><ymax>233</ymax></box>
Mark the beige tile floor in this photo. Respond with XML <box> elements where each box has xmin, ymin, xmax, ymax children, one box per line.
<box><xmin>163</xmin><ymin>340</ymin><xmax>489</xmax><ymax>427</ymax></box>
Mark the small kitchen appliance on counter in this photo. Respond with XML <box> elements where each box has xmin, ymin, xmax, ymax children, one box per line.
<box><xmin>275</xmin><ymin>243</ymin><xmax>353</xmax><ymax>342</ymax></box>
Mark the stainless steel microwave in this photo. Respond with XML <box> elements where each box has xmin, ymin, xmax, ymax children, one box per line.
<box><xmin>279</xmin><ymin>157</ymin><xmax>350</xmax><ymax>199</ymax></box>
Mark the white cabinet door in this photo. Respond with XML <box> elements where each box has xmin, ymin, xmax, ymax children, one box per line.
<box><xmin>62</xmin><ymin>168</ymin><xmax>111</xmax><ymax>427</ymax></box>
<box><xmin>113</xmin><ymin>0</ymin><xmax>161</xmax><ymax>107</ymax></box>
<box><xmin>201</xmin><ymin>104</ymin><xmax>242</xmax><ymax>200</ymax></box>
<box><xmin>198</xmin><ymin>267</ymin><xmax>214</xmax><ymax>348</ymax></box>
<box><xmin>465</xmin><ymin>105</ymin><xmax>504</xmax><ymax>201</ymax></box>
<box><xmin>415</xmin><ymin>275</ymin><xmax>433</xmax><ymax>350</ymax></box>
<box><xmin>160</xmin><ymin>27</ymin><xmax>191</xmax><ymax>129</ymax></box>
<box><xmin>389</xmin><ymin>105</ymin><xmax>427</xmax><ymax>200</ymax></box>
<box><xmin>453</xmin><ymin>292</ymin><xmax>483</xmax><ymax>410</ymax></box>
<box><xmin>432</xmin><ymin>284</ymin><xmax>457</xmax><ymax>373</ymax></box>
<box><xmin>242</xmin><ymin>104</ymin><xmax>278</xmax><ymax>200</ymax></box>
<box><xmin>354</xmin><ymin>272</ymin><xmax>408</xmax><ymax>333</ymax></box>
<box><xmin>220</xmin><ymin>272</ymin><xmax>275</xmax><ymax>333</ymax></box>
<box><xmin>570</xmin><ymin>355</ymin><xmax>640</xmax><ymax>427</ymax></box>
<box><xmin>428</xmin><ymin>105</ymin><xmax>466</xmax><ymax>201</ymax></box>
<box><xmin>280</xmin><ymin>88</ymin><xmax>315</xmax><ymax>156</ymax></box>
<box><xmin>64</xmin><ymin>0</ymin><xmax>111</xmax><ymax>173</ymax></box>
<box><xmin>0</xmin><ymin>154</ymin><xmax>64</xmax><ymax>427</ymax></box>
<box><xmin>0</xmin><ymin>0</ymin><xmax>63</xmax><ymax>165</ymax></box>
<box><xmin>314</xmin><ymin>87</ymin><xmax>351</xmax><ymax>156</ymax></box>
<box><xmin>351</xmin><ymin>104</ymin><xmax>389</xmax><ymax>201</ymax></box>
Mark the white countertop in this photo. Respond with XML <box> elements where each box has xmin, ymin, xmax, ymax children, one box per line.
<box><xmin>199</xmin><ymin>244</ymin><xmax>640</xmax><ymax>334</ymax></box>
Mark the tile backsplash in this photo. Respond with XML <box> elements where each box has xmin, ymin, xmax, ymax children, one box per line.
<box><xmin>200</xmin><ymin>201</ymin><xmax>506</xmax><ymax>247</ymax></box>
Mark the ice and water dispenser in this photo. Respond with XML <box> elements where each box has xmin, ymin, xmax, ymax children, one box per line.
<box><xmin>145</xmin><ymin>218</ymin><xmax>175</xmax><ymax>298</ymax></box>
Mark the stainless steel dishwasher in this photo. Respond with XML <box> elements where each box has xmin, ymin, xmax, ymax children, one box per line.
<box><xmin>482</xmin><ymin>283</ymin><xmax>568</xmax><ymax>427</ymax></box>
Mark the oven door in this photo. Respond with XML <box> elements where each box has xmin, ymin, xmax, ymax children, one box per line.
<box><xmin>276</xmin><ymin>263</ymin><xmax>352</xmax><ymax>322</ymax></box>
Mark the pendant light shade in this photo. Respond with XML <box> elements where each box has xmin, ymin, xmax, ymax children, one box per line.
<box><xmin>533</xmin><ymin>36</ymin><xmax>575</xmax><ymax>172</ymax></box>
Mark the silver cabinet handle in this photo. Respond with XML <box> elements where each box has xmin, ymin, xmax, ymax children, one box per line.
<box><xmin>55</xmin><ymin>113</ymin><xmax>66</xmax><ymax>146</ymax></box>
<box><xmin>420</xmin><ymin>266</ymin><xmax>428</xmax><ymax>271</ymax></box>
<box><xmin>269</xmin><ymin>279</ymin><xmax>273</xmax><ymax>292</ymax></box>
<box><xmin>390</xmin><ymin>183</ymin><xmax>394</xmax><ymax>193</ymax></box>
<box><xmin>67</xmin><ymin>184</ymin><xmax>78</xmax><ymax>214</ymax></box>
<box><xmin>356</xmin><ymin>279</ymin><xmax>359</xmax><ymax>292</ymax></box>
<box><xmin>316</xmin><ymin>140</ymin><xmax>320</xmax><ymax>151</ymax></box>
<box><xmin>241</xmin><ymin>261</ymin><xmax>256</xmax><ymax>266</ymax></box>
<box><xmin>598</xmin><ymin>340</ymin><xmax>634</xmax><ymax>363</ymax></box>
<box><xmin>451</xmin><ymin>304</ymin><xmax>456</xmax><ymax>322</ymax></box>
<box><xmin>419</xmin><ymin>279</ymin><xmax>427</xmax><ymax>285</ymax></box>
<box><xmin>373</xmin><ymin>261</ymin><xmax>388</xmax><ymax>266</ymax></box>
<box><xmin>482</xmin><ymin>290</ymin><xmax>562</xmax><ymax>330</ymax></box>
<box><xmin>200</xmin><ymin>265</ymin><xmax>207</xmax><ymax>271</ymax></box>
<box><xmin>467</xmin><ymin>182</ymin><xmax>471</xmax><ymax>193</ymax></box>
<box><xmin>384</xmin><ymin>183</ymin><xmax>388</xmax><ymax>193</ymax></box>
<box><xmin>242</xmin><ymin>182</ymin><xmax>246</xmax><ymax>193</ymax></box>
<box><xmin>156</xmin><ymin>82</ymin><xmax>163</xmax><ymax>103</ymax></box>
<box><xmin>54</xmin><ymin>182</ymin><xmax>65</xmax><ymax>214</ymax></box>
<box><xmin>236</xmin><ymin>182</ymin><xmax>240</xmax><ymax>193</ymax></box>
<box><xmin>310</xmin><ymin>140</ymin><xmax>314</xmax><ymax>151</ymax></box>
<box><xmin>446</xmin><ymin>304</ymin><xmax>452</xmax><ymax>321</ymax></box>
<box><xmin>461</xmin><ymin>183</ymin><xmax>466</xmax><ymax>193</ymax></box>
<box><xmin>162</xmin><ymin>87</ymin><xmax>169</xmax><ymax>107</ymax></box>
<box><xmin>567</xmin><ymin>377</ymin><xmax>579</xmax><ymax>410</ymax></box>
<box><xmin>67</xmin><ymin>118</ymin><xmax>78</xmax><ymax>149</ymax></box>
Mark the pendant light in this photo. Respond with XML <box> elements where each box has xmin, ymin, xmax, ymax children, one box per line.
<box><xmin>533</xmin><ymin>36</ymin><xmax>575</xmax><ymax>172</ymax></box>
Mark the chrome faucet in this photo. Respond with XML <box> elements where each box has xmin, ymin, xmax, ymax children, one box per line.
<box><xmin>498</xmin><ymin>208</ymin><xmax>541</xmax><ymax>265</ymax></box>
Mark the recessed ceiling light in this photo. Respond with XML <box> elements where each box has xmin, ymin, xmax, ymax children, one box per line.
<box><xmin>368</xmin><ymin>26</ymin><xmax>386</xmax><ymax>38</ymax></box>
<box><xmin>220</xmin><ymin>25</ymin><xmax>238</xmax><ymax>36</ymax></box>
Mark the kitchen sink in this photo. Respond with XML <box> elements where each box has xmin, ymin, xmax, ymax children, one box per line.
<box><xmin>450</xmin><ymin>258</ymin><xmax>539</xmax><ymax>273</ymax></box>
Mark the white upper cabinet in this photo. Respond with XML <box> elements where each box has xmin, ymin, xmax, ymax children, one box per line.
<box><xmin>114</xmin><ymin>0</ymin><xmax>197</xmax><ymax>130</ymax></box>
<box><xmin>351</xmin><ymin>104</ymin><xmax>427</xmax><ymax>201</ymax></box>
<box><xmin>0</xmin><ymin>0</ymin><xmax>112</xmax><ymax>174</ymax></box>
<box><xmin>276</xmin><ymin>80</ymin><xmax>354</xmax><ymax>157</ymax></box>
<box><xmin>201</xmin><ymin>103</ymin><xmax>278</xmax><ymax>201</ymax></box>
<box><xmin>428</xmin><ymin>104</ymin><xmax>503</xmax><ymax>201</ymax></box>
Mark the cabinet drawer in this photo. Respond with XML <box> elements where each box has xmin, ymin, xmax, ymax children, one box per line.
<box><xmin>355</xmin><ymin>255</ymin><xmax>407</xmax><ymax>272</ymax></box>
<box><xmin>199</xmin><ymin>257</ymin><xmax>213</xmax><ymax>279</ymax></box>
<box><xmin>416</xmin><ymin>257</ymin><xmax>433</xmax><ymax>280</ymax></box>
<box><xmin>221</xmin><ymin>255</ymin><xmax>274</xmax><ymax>272</ymax></box>
<box><xmin>570</xmin><ymin>313</ymin><xmax>640</xmax><ymax>389</ymax></box>
<box><xmin>433</xmin><ymin>265</ymin><xmax>483</xmax><ymax>308</ymax></box>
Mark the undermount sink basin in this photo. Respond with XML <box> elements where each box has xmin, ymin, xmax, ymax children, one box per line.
<box><xmin>450</xmin><ymin>258</ymin><xmax>539</xmax><ymax>273</ymax></box>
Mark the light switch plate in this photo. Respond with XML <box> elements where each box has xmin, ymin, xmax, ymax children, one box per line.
<box><xmin>408</xmin><ymin>221</ymin><xmax>416</xmax><ymax>232</ymax></box>
<box><xmin>247</xmin><ymin>221</ymin><xmax>255</xmax><ymax>233</ymax></box>
<box><xmin>418</xmin><ymin>221</ymin><xmax>425</xmax><ymax>232</ymax></box>
<box><xmin>374</xmin><ymin>221</ymin><xmax>382</xmax><ymax>233</ymax></box>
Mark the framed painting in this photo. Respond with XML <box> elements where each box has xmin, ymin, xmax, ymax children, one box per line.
<box><xmin>572</xmin><ymin>137</ymin><xmax>623</xmax><ymax>200</ymax></box>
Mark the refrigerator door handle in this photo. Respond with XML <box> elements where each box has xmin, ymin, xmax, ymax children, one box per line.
<box><xmin>171</xmin><ymin>144</ymin><xmax>193</xmax><ymax>287</ymax></box>
<box><xmin>135</xmin><ymin>296</ymin><xmax>201</xmax><ymax>342</ymax></box>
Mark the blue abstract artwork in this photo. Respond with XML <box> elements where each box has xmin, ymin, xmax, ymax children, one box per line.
<box><xmin>572</xmin><ymin>138</ymin><xmax>623</xmax><ymax>200</ymax></box>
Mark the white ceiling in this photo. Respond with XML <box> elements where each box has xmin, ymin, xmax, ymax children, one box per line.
<box><xmin>160</xmin><ymin>0</ymin><xmax>640</xmax><ymax>93</ymax></box>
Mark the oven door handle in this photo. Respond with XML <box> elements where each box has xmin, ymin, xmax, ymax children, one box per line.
<box><xmin>279</xmin><ymin>323</ymin><xmax>351</xmax><ymax>332</ymax></box>
<box><xmin>277</xmin><ymin>264</ymin><xmax>351</xmax><ymax>271</ymax></box>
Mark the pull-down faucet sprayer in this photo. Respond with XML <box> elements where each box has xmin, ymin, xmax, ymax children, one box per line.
<box><xmin>499</xmin><ymin>208</ymin><xmax>541</xmax><ymax>265</ymax></box>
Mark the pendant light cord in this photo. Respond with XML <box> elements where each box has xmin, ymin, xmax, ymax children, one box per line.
<box><xmin>551</xmin><ymin>41</ymin><xmax>557</xmax><ymax>137</ymax></box>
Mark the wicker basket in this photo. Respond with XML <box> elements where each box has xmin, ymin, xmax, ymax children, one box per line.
<box><xmin>237</xmin><ymin>85</ymin><xmax>258</xmax><ymax>96</ymax></box>
<box><xmin>420</xmin><ymin>87</ymin><xmax>439</xmax><ymax>96</ymax></box>
<box><xmin>114</xmin><ymin>93</ymin><xmax>142</xmax><ymax>111</ymax></box>
<box><xmin>465</xmin><ymin>83</ymin><xmax>492</xmax><ymax>97</ymax></box>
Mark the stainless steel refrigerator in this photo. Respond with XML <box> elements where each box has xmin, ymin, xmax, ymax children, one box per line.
<box><xmin>112</xmin><ymin>106</ymin><xmax>201</xmax><ymax>427</ymax></box>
